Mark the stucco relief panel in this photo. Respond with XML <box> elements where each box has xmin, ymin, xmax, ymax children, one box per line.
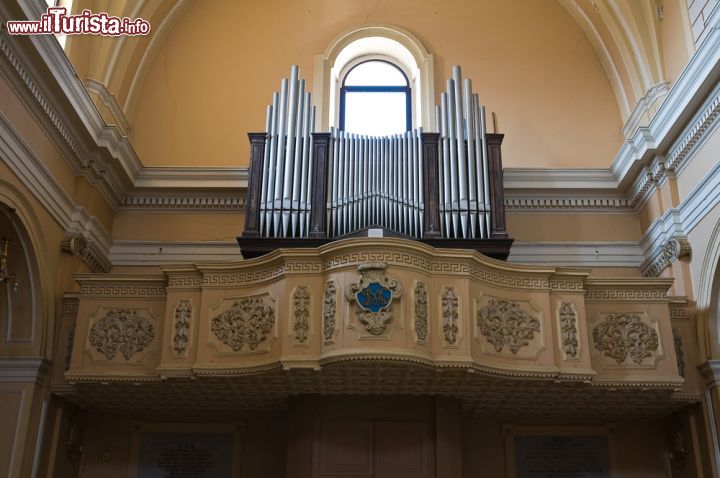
<box><xmin>473</xmin><ymin>294</ymin><xmax>545</xmax><ymax>359</ymax></box>
<box><xmin>207</xmin><ymin>294</ymin><xmax>277</xmax><ymax>356</ymax></box>
<box><xmin>589</xmin><ymin>312</ymin><xmax>664</xmax><ymax>367</ymax></box>
<box><xmin>85</xmin><ymin>307</ymin><xmax>158</xmax><ymax>363</ymax></box>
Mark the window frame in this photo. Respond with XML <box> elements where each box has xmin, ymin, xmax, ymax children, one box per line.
<box><xmin>339</xmin><ymin>60</ymin><xmax>412</xmax><ymax>134</ymax></box>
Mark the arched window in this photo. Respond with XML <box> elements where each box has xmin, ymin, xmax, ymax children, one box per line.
<box><xmin>314</xmin><ymin>25</ymin><xmax>436</xmax><ymax>133</ymax></box>
<box><xmin>339</xmin><ymin>60</ymin><xmax>411</xmax><ymax>135</ymax></box>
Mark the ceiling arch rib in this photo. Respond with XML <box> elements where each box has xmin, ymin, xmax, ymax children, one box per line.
<box><xmin>559</xmin><ymin>0</ymin><xmax>669</xmax><ymax>134</ymax></box>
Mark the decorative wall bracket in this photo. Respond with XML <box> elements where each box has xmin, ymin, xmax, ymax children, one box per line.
<box><xmin>61</xmin><ymin>234</ymin><xmax>112</xmax><ymax>273</ymax></box>
<box><xmin>345</xmin><ymin>262</ymin><xmax>402</xmax><ymax>335</ymax></box>
<box><xmin>643</xmin><ymin>237</ymin><xmax>691</xmax><ymax>277</ymax></box>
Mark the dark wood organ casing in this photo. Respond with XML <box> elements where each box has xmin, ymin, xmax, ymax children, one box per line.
<box><xmin>239</xmin><ymin>66</ymin><xmax>512</xmax><ymax>259</ymax></box>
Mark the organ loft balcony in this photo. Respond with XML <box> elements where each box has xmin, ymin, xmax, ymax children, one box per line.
<box><xmin>53</xmin><ymin>65</ymin><xmax>692</xmax><ymax>421</ymax></box>
<box><xmin>55</xmin><ymin>238</ymin><xmax>692</xmax><ymax>419</ymax></box>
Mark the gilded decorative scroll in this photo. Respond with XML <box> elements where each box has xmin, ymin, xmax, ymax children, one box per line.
<box><xmin>323</xmin><ymin>281</ymin><xmax>337</xmax><ymax>343</ymax></box>
<box><xmin>414</xmin><ymin>282</ymin><xmax>428</xmax><ymax>343</ymax></box>
<box><xmin>477</xmin><ymin>298</ymin><xmax>540</xmax><ymax>354</ymax></box>
<box><xmin>442</xmin><ymin>287</ymin><xmax>459</xmax><ymax>345</ymax></box>
<box><xmin>211</xmin><ymin>297</ymin><xmax>275</xmax><ymax>352</ymax></box>
<box><xmin>293</xmin><ymin>286</ymin><xmax>311</xmax><ymax>344</ymax></box>
<box><xmin>592</xmin><ymin>313</ymin><xmax>659</xmax><ymax>364</ymax></box>
<box><xmin>89</xmin><ymin>309</ymin><xmax>155</xmax><ymax>360</ymax></box>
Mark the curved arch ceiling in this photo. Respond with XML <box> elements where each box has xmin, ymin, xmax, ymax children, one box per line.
<box><xmin>66</xmin><ymin>0</ymin><xmax>689</xmax><ymax>161</ymax></box>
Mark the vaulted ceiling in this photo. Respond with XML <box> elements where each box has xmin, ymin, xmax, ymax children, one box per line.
<box><xmin>63</xmin><ymin>0</ymin><xmax>694</xmax><ymax>168</ymax></box>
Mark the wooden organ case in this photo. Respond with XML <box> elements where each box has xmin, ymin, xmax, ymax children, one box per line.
<box><xmin>238</xmin><ymin>66</ymin><xmax>513</xmax><ymax>259</ymax></box>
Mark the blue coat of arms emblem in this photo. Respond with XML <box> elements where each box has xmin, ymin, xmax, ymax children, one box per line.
<box><xmin>345</xmin><ymin>262</ymin><xmax>402</xmax><ymax>335</ymax></box>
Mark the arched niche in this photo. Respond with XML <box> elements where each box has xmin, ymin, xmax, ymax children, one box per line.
<box><xmin>0</xmin><ymin>181</ymin><xmax>51</xmax><ymax>358</ymax></box>
<box><xmin>314</xmin><ymin>24</ymin><xmax>436</xmax><ymax>132</ymax></box>
<box><xmin>697</xmin><ymin>217</ymin><xmax>720</xmax><ymax>360</ymax></box>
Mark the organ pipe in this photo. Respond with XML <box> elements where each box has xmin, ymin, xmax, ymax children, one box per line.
<box><xmin>259</xmin><ymin>65</ymin><xmax>493</xmax><ymax>240</ymax></box>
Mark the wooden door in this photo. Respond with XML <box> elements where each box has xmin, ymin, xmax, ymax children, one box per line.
<box><xmin>314</xmin><ymin>420</ymin><xmax>433</xmax><ymax>478</ymax></box>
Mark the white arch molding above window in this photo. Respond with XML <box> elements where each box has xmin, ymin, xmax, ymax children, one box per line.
<box><xmin>313</xmin><ymin>24</ymin><xmax>436</xmax><ymax>132</ymax></box>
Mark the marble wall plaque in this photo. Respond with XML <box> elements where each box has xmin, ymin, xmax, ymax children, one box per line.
<box><xmin>514</xmin><ymin>435</ymin><xmax>611</xmax><ymax>478</ymax></box>
<box><xmin>137</xmin><ymin>432</ymin><xmax>234</xmax><ymax>478</ymax></box>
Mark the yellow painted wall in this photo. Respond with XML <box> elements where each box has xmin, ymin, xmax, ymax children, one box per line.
<box><xmin>112</xmin><ymin>211</ymin><xmax>242</xmax><ymax>241</ymax></box>
<box><xmin>507</xmin><ymin>212</ymin><xmax>642</xmax><ymax>241</ymax></box>
<box><xmin>130</xmin><ymin>0</ymin><xmax>623</xmax><ymax>169</ymax></box>
<box><xmin>661</xmin><ymin>0</ymin><xmax>693</xmax><ymax>84</ymax></box>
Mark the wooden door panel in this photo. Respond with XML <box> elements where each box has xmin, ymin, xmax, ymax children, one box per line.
<box><xmin>374</xmin><ymin>422</ymin><xmax>432</xmax><ymax>478</ymax></box>
<box><xmin>316</xmin><ymin>420</ymin><xmax>373</xmax><ymax>477</ymax></box>
<box><xmin>313</xmin><ymin>419</ymin><xmax>433</xmax><ymax>478</ymax></box>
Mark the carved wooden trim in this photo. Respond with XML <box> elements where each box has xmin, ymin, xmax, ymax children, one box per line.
<box><xmin>441</xmin><ymin>287</ymin><xmax>459</xmax><ymax>346</ymax></box>
<box><xmin>558</xmin><ymin>302</ymin><xmax>579</xmax><ymax>360</ymax></box>
<box><xmin>292</xmin><ymin>286</ymin><xmax>311</xmax><ymax>345</ymax></box>
<box><xmin>323</xmin><ymin>280</ymin><xmax>338</xmax><ymax>344</ymax></box>
<box><xmin>414</xmin><ymin>281</ymin><xmax>429</xmax><ymax>343</ymax></box>
<box><xmin>172</xmin><ymin>300</ymin><xmax>192</xmax><ymax>357</ymax></box>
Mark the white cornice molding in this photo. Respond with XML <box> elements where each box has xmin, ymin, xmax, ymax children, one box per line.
<box><xmin>610</xmin><ymin>3</ymin><xmax>720</xmax><ymax>187</ymax></box>
<box><xmin>502</xmin><ymin>169</ymin><xmax>619</xmax><ymax>190</ymax></box>
<box><xmin>121</xmin><ymin>195</ymin><xmax>245</xmax><ymax>211</ymax></box>
<box><xmin>0</xmin><ymin>33</ymin><xmax>127</xmax><ymax>209</ymax></box>
<box><xmin>507</xmin><ymin>242</ymin><xmax>644</xmax><ymax>267</ymax></box>
<box><xmin>621</xmin><ymin>81</ymin><xmax>672</xmax><ymax>139</ymax></box>
<box><xmin>0</xmin><ymin>111</ymin><xmax>112</xmax><ymax>259</ymax></box>
<box><xmin>13</xmin><ymin>0</ymin><xmax>144</xmax><ymax>181</ymax></box>
<box><xmin>84</xmin><ymin>78</ymin><xmax>132</xmax><ymax>137</ymax></box>
<box><xmin>639</xmin><ymin>151</ymin><xmax>720</xmax><ymax>270</ymax></box>
<box><xmin>132</xmin><ymin>167</ymin><xmax>249</xmax><ymax>189</ymax></box>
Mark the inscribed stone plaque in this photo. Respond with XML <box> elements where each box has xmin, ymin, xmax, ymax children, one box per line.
<box><xmin>137</xmin><ymin>432</ymin><xmax>234</xmax><ymax>478</ymax></box>
<box><xmin>514</xmin><ymin>435</ymin><xmax>611</xmax><ymax>478</ymax></box>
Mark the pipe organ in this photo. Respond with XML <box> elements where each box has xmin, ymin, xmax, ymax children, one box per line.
<box><xmin>240</xmin><ymin>66</ymin><xmax>511</xmax><ymax>258</ymax></box>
